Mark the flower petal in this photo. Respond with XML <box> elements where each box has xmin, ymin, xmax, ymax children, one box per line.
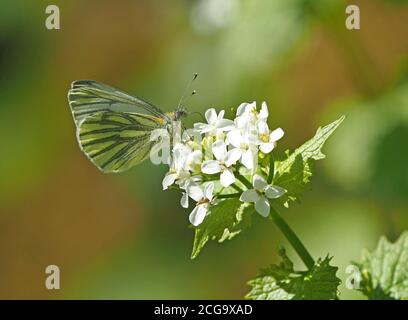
<box><xmin>216</xmin><ymin>118</ymin><xmax>235</xmax><ymax>131</ymax></box>
<box><xmin>187</xmin><ymin>184</ymin><xmax>204</xmax><ymax>202</ymax></box>
<box><xmin>225</xmin><ymin>148</ymin><xmax>241</xmax><ymax>167</ymax></box>
<box><xmin>200</xmin><ymin>125</ymin><xmax>214</xmax><ymax>134</ymax></box>
<box><xmin>217</xmin><ymin>110</ymin><xmax>225</xmax><ymax>120</ymax></box>
<box><xmin>236</xmin><ymin>102</ymin><xmax>250</xmax><ymax>116</ymax></box>
<box><xmin>234</xmin><ymin>115</ymin><xmax>249</xmax><ymax>129</ymax></box>
<box><xmin>187</xmin><ymin>150</ymin><xmax>202</xmax><ymax>170</ymax></box>
<box><xmin>193</xmin><ymin>122</ymin><xmax>205</xmax><ymax>131</ymax></box>
<box><xmin>253</xmin><ymin>174</ymin><xmax>268</xmax><ymax>190</ymax></box>
<box><xmin>270</xmin><ymin>128</ymin><xmax>284</xmax><ymax>142</ymax></box>
<box><xmin>260</xmin><ymin>142</ymin><xmax>275</xmax><ymax>154</ymax></box>
<box><xmin>180</xmin><ymin>176</ymin><xmax>202</xmax><ymax>190</ymax></box>
<box><xmin>204</xmin><ymin>182</ymin><xmax>214</xmax><ymax>201</ymax></box>
<box><xmin>162</xmin><ymin>173</ymin><xmax>177</xmax><ymax>190</ymax></box>
<box><xmin>212</xmin><ymin>140</ymin><xmax>227</xmax><ymax>161</ymax></box>
<box><xmin>189</xmin><ymin>205</ymin><xmax>208</xmax><ymax>226</ymax></box>
<box><xmin>226</xmin><ymin>129</ymin><xmax>242</xmax><ymax>148</ymax></box>
<box><xmin>241</xmin><ymin>149</ymin><xmax>254</xmax><ymax>169</ymax></box>
<box><xmin>201</xmin><ymin>160</ymin><xmax>222</xmax><ymax>174</ymax></box>
<box><xmin>257</xmin><ymin>121</ymin><xmax>269</xmax><ymax>135</ymax></box>
<box><xmin>173</xmin><ymin>147</ymin><xmax>189</xmax><ymax>170</ymax></box>
<box><xmin>259</xmin><ymin>102</ymin><xmax>269</xmax><ymax>120</ymax></box>
<box><xmin>205</xmin><ymin>108</ymin><xmax>217</xmax><ymax>125</ymax></box>
<box><xmin>240</xmin><ymin>189</ymin><xmax>260</xmax><ymax>202</ymax></box>
<box><xmin>255</xmin><ymin>196</ymin><xmax>270</xmax><ymax>217</ymax></box>
<box><xmin>220</xmin><ymin>169</ymin><xmax>235</xmax><ymax>187</ymax></box>
<box><xmin>247</xmin><ymin>101</ymin><xmax>257</xmax><ymax>113</ymax></box>
<box><xmin>265</xmin><ymin>185</ymin><xmax>287</xmax><ymax>199</ymax></box>
<box><xmin>180</xmin><ymin>192</ymin><xmax>189</xmax><ymax>208</ymax></box>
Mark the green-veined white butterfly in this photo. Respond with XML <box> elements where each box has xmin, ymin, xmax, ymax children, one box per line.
<box><xmin>68</xmin><ymin>80</ymin><xmax>189</xmax><ymax>173</ymax></box>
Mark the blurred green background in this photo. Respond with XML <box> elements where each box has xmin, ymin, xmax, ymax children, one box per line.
<box><xmin>0</xmin><ymin>0</ymin><xmax>407</xmax><ymax>299</ymax></box>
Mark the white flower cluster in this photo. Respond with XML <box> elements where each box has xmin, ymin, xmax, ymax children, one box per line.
<box><xmin>162</xmin><ymin>102</ymin><xmax>286</xmax><ymax>226</ymax></box>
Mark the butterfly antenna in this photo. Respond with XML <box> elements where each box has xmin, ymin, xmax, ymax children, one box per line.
<box><xmin>177</xmin><ymin>73</ymin><xmax>198</xmax><ymax>111</ymax></box>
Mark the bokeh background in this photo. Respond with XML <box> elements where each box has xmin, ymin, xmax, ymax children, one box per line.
<box><xmin>0</xmin><ymin>0</ymin><xmax>407</xmax><ymax>299</ymax></box>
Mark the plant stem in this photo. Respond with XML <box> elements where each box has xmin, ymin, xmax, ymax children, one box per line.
<box><xmin>168</xmin><ymin>185</ymin><xmax>182</xmax><ymax>191</ymax></box>
<box><xmin>217</xmin><ymin>193</ymin><xmax>240</xmax><ymax>199</ymax></box>
<box><xmin>202</xmin><ymin>177</ymin><xmax>221</xmax><ymax>182</ymax></box>
<box><xmin>235</xmin><ymin>172</ymin><xmax>253</xmax><ymax>189</ymax></box>
<box><xmin>267</xmin><ymin>154</ymin><xmax>275</xmax><ymax>184</ymax></box>
<box><xmin>231</xmin><ymin>183</ymin><xmax>244</xmax><ymax>193</ymax></box>
<box><xmin>269</xmin><ymin>205</ymin><xmax>315</xmax><ymax>270</ymax></box>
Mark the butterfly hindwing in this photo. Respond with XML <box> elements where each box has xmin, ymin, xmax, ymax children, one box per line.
<box><xmin>77</xmin><ymin>111</ymin><xmax>167</xmax><ymax>173</ymax></box>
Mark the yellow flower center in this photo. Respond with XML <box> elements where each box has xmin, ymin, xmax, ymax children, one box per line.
<box><xmin>260</xmin><ymin>133</ymin><xmax>269</xmax><ymax>142</ymax></box>
<box><xmin>240</xmin><ymin>143</ymin><xmax>249</xmax><ymax>150</ymax></box>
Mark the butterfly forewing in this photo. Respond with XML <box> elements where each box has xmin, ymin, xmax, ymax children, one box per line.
<box><xmin>68</xmin><ymin>80</ymin><xmax>170</xmax><ymax>173</ymax></box>
<box><xmin>68</xmin><ymin>80</ymin><xmax>167</xmax><ymax>125</ymax></box>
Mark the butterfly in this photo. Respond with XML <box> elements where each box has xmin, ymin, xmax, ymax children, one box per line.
<box><xmin>68</xmin><ymin>80</ymin><xmax>189</xmax><ymax>173</ymax></box>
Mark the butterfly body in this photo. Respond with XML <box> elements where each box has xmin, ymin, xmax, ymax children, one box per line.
<box><xmin>68</xmin><ymin>80</ymin><xmax>186</xmax><ymax>173</ymax></box>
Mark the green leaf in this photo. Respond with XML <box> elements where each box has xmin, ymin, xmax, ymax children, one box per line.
<box><xmin>273</xmin><ymin>115</ymin><xmax>345</xmax><ymax>207</ymax></box>
<box><xmin>246</xmin><ymin>248</ymin><xmax>341</xmax><ymax>300</ymax></box>
<box><xmin>191</xmin><ymin>199</ymin><xmax>253</xmax><ymax>259</ymax></box>
<box><xmin>355</xmin><ymin>231</ymin><xmax>408</xmax><ymax>300</ymax></box>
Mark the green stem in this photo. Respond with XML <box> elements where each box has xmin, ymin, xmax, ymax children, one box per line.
<box><xmin>269</xmin><ymin>205</ymin><xmax>315</xmax><ymax>270</ymax></box>
<box><xmin>235</xmin><ymin>172</ymin><xmax>253</xmax><ymax>189</ymax></box>
<box><xmin>217</xmin><ymin>193</ymin><xmax>240</xmax><ymax>199</ymax></box>
<box><xmin>168</xmin><ymin>185</ymin><xmax>182</xmax><ymax>191</ymax></box>
<box><xmin>231</xmin><ymin>183</ymin><xmax>244</xmax><ymax>193</ymax></box>
<box><xmin>267</xmin><ymin>154</ymin><xmax>275</xmax><ymax>184</ymax></box>
<box><xmin>202</xmin><ymin>177</ymin><xmax>221</xmax><ymax>182</ymax></box>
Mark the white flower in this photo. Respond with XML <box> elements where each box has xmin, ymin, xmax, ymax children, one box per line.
<box><xmin>240</xmin><ymin>174</ymin><xmax>286</xmax><ymax>217</ymax></box>
<box><xmin>162</xmin><ymin>150</ymin><xmax>187</xmax><ymax>190</ymax></box>
<box><xmin>162</xmin><ymin>170</ymin><xmax>189</xmax><ymax>190</ymax></box>
<box><xmin>150</xmin><ymin>128</ymin><xmax>171</xmax><ymax>165</ymax></box>
<box><xmin>161</xmin><ymin>101</ymin><xmax>288</xmax><ymax>223</ymax></box>
<box><xmin>235</xmin><ymin>101</ymin><xmax>268</xmax><ymax>129</ymax></box>
<box><xmin>257</xmin><ymin>122</ymin><xmax>284</xmax><ymax>154</ymax></box>
<box><xmin>185</xmin><ymin>149</ymin><xmax>203</xmax><ymax>173</ymax></box>
<box><xmin>226</xmin><ymin>128</ymin><xmax>258</xmax><ymax>169</ymax></box>
<box><xmin>186</xmin><ymin>182</ymin><xmax>214</xmax><ymax>226</ymax></box>
<box><xmin>180</xmin><ymin>192</ymin><xmax>189</xmax><ymax>208</ymax></box>
<box><xmin>194</xmin><ymin>108</ymin><xmax>234</xmax><ymax>135</ymax></box>
<box><xmin>201</xmin><ymin>140</ymin><xmax>239</xmax><ymax>187</ymax></box>
<box><xmin>258</xmin><ymin>102</ymin><xmax>269</xmax><ymax>121</ymax></box>
<box><xmin>162</xmin><ymin>143</ymin><xmax>202</xmax><ymax>190</ymax></box>
<box><xmin>235</xmin><ymin>102</ymin><xmax>255</xmax><ymax>129</ymax></box>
